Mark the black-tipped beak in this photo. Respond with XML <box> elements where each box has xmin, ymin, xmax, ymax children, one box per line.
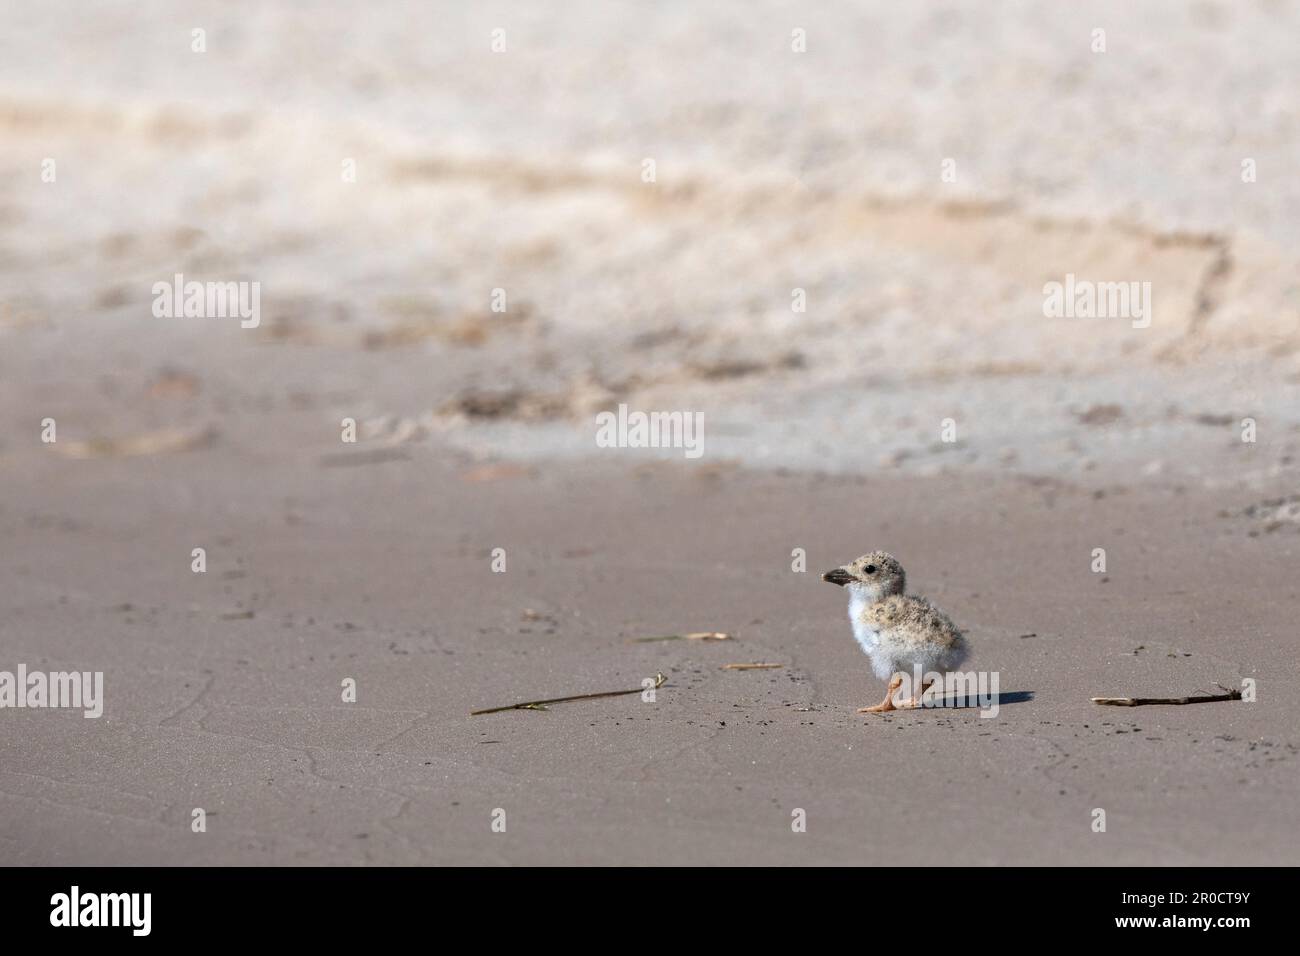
<box><xmin>821</xmin><ymin>568</ymin><xmax>854</xmax><ymax>587</ymax></box>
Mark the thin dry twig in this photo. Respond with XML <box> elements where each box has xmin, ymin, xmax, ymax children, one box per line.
<box><xmin>631</xmin><ymin>631</ymin><xmax>731</xmax><ymax>643</ymax></box>
<box><xmin>58</xmin><ymin>424</ymin><xmax>218</xmax><ymax>459</ymax></box>
<box><xmin>720</xmin><ymin>662</ymin><xmax>783</xmax><ymax>671</ymax></box>
<box><xmin>1091</xmin><ymin>683</ymin><xmax>1242</xmax><ymax>707</ymax></box>
<box><xmin>471</xmin><ymin>672</ymin><xmax>666</xmax><ymax>716</ymax></box>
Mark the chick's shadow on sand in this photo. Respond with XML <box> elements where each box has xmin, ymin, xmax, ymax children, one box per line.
<box><xmin>926</xmin><ymin>690</ymin><xmax>1035</xmax><ymax>709</ymax></box>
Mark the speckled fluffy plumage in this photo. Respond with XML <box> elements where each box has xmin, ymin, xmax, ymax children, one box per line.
<box><xmin>825</xmin><ymin>551</ymin><xmax>968</xmax><ymax>681</ymax></box>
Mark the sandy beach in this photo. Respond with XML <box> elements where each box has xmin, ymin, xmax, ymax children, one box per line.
<box><xmin>2</xmin><ymin>446</ymin><xmax>1298</xmax><ymax>865</ymax></box>
<box><xmin>2</xmin><ymin>1</ymin><xmax>1299</xmax><ymax>865</ymax></box>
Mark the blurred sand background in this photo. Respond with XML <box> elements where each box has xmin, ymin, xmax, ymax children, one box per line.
<box><xmin>1</xmin><ymin>1</ymin><xmax>1299</xmax><ymax>865</ymax></box>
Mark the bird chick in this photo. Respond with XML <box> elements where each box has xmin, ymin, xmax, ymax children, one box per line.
<box><xmin>822</xmin><ymin>551</ymin><xmax>967</xmax><ymax>713</ymax></box>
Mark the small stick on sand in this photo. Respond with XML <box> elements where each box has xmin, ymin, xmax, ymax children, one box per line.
<box><xmin>471</xmin><ymin>672</ymin><xmax>666</xmax><ymax>715</ymax></box>
<box><xmin>631</xmin><ymin>631</ymin><xmax>731</xmax><ymax>643</ymax></box>
<box><xmin>1091</xmin><ymin>684</ymin><xmax>1242</xmax><ymax>707</ymax></box>
<box><xmin>720</xmin><ymin>662</ymin><xmax>783</xmax><ymax>671</ymax></box>
<box><xmin>58</xmin><ymin>424</ymin><xmax>218</xmax><ymax>460</ymax></box>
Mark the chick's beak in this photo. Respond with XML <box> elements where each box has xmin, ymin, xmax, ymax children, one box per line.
<box><xmin>821</xmin><ymin>567</ymin><xmax>854</xmax><ymax>587</ymax></box>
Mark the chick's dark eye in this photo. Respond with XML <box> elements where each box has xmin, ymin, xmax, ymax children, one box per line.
<box><xmin>864</xmin><ymin>564</ymin><xmax>877</xmax><ymax>575</ymax></box>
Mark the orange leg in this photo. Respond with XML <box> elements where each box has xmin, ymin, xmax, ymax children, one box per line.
<box><xmin>897</xmin><ymin>678</ymin><xmax>935</xmax><ymax>710</ymax></box>
<box><xmin>858</xmin><ymin>675</ymin><xmax>903</xmax><ymax>713</ymax></box>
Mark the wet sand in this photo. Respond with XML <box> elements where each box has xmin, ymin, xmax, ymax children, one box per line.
<box><xmin>1</xmin><ymin>436</ymin><xmax>1297</xmax><ymax>865</ymax></box>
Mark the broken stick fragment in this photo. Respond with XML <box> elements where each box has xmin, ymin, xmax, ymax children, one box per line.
<box><xmin>58</xmin><ymin>424</ymin><xmax>218</xmax><ymax>459</ymax></box>
<box><xmin>1091</xmin><ymin>685</ymin><xmax>1242</xmax><ymax>707</ymax></box>
<box><xmin>631</xmin><ymin>631</ymin><xmax>731</xmax><ymax>643</ymax></box>
<box><xmin>471</xmin><ymin>672</ymin><xmax>666</xmax><ymax>716</ymax></box>
<box><xmin>720</xmin><ymin>662</ymin><xmax>783</xmax><ymax>671</ymax></box>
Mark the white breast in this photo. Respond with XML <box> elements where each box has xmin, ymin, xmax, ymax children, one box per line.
<box><xmin>847</xmin><ymin>591</ymin><xmax>879</xmax><ymax>654</ymax></box>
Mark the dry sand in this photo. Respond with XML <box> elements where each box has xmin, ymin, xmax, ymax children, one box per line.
<box><xmin>2</xmin><ymin>1</ymin><xmax>1300</xmax><ymax>865</ymax></box>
